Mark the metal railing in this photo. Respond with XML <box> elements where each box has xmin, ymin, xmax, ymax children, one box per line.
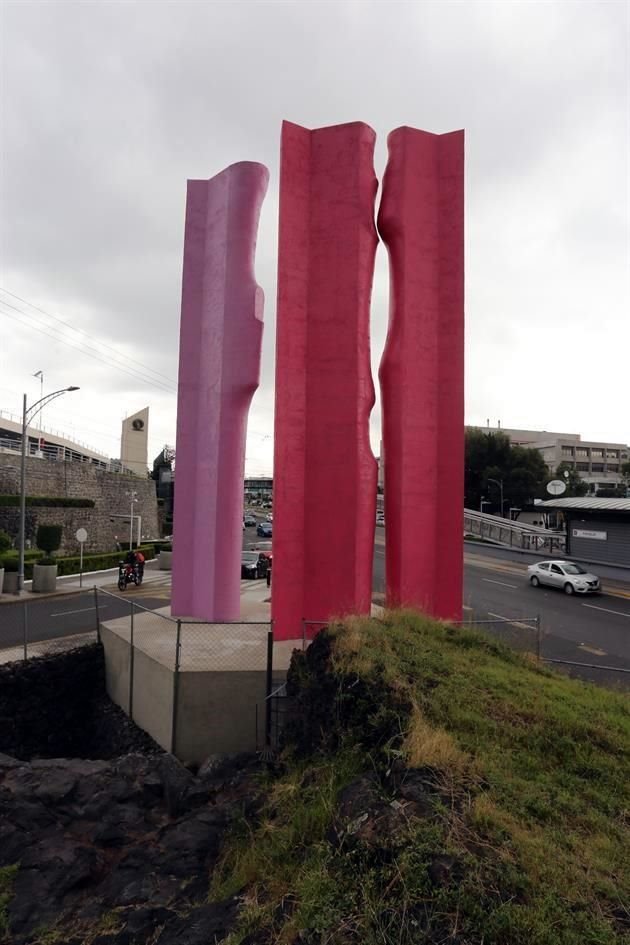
<box><xmin>464</xmin><ymin>508</ymin><xmax>567</xmax><ymax>554</ymax></box>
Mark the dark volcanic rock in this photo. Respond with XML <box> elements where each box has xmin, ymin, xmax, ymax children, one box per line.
<box><xmin>0</xmin><ymin>751</ymin><xmax>261</xmax><ymax>944</ymax></box>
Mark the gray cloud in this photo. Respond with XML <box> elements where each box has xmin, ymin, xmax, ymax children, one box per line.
<box><xmin>1</xmin><ymin>0</ymin><xmax>628</xmax><ymax>471</ymax></box>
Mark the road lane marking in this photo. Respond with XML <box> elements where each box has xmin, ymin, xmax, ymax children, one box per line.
<box><xmin>483</xmin><ymin>578</ymin><xmax>518</xmax><ymax>589</ymax></box>
<box><xmin>579</xmin><ymin>644</ymin><xmax>607</xmax><ymax>656</ymax></box>
<box><xmin>488</xmin><ymin>612</ymin><xmax>537</xmax><ymax>631</ymax></box>
<box><xmin>582</xmin><ymin>603</ymin><xmax>630</xmax><ymax>619</ymax></box>
<box><xmin>51</xmin><ymin>605</ymin><xmax>108</xmax><ymax>617</ymax></box>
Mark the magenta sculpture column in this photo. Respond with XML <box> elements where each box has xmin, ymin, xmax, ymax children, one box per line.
<box><xmin>272</xmin><ymin>121</ymin><xmax>378</xmax><ymax>641</ymax></box>
<box><xmin>378</xmin><ymin>128</ymin><xmax>464</xmax><ymax>622</ymax></box>
<box><xmin>172</xmin><ymin>162</ymin><xmax>269</xmax><ymax>621</ymax></box>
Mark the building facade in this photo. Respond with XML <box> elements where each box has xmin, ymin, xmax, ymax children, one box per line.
<box><xmin>476</xmin><ymin>427</ymin><xmax>629</xmax><ymax>495</ymax></box>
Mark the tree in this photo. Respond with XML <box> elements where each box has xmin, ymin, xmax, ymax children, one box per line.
<box><xmin>465</xmin><ymin>429</ymin><xmax>549</xmax><ymax>513</ymax></box>
<box><xmin>554</xmin><ymin>462</ymin><xmax>589</xmax><ymax>498</ymax></box>
<box><xmin>36</xmin><ymin>524</ymin><xmax>63</xmax><ymax>564</ymax></box>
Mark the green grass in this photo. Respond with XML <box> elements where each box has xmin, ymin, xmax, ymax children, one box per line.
<box><xmin>210</xmin><ymin>611</ymin><xmax>630</xmax><ymax>945</ymax></box>
<box><xmin>0</xmin><ymin>864</ymin><xmax>18</xmax><ymax>938</ymax></box>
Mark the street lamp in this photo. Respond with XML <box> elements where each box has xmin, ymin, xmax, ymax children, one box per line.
<box><xmin>127</xmin><ymin>491</ymin><xmax>138</xmax><ymax>550</ymax></box>
<box><xmin>18</xmin><ymin>386</ymin><xmax>80</xmax><ymax>591</ymax></box>
<box><xmin>487</xmin><ymin>478</ymin><xmax>504</xmax><ymax>517</ymax></box>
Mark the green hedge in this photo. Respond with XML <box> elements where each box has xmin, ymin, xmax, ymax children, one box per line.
<box><xmin>1</xmin><ymin>545</ymin><xmax>155</xmax><ymax>579</ymax></box>
<box><xmin>0</xmin><ymin>495</ymin><xmax>95</xmax><ymax>508</ymax></box>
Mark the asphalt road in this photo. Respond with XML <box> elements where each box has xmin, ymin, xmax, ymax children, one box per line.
<box><xmin>374</xmin><ymin>537</ymin><xmax>630</xmax><ymax>687</ymax></box>
<box><xmin>2</xmin><ymin>518</ymin><xmax>629</xmax><ymax>688</ymax></box>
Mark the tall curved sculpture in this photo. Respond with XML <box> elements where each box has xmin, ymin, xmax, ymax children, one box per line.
<box><xmin>378</xmin><ymin>127</ymin><xmax>464</xmax><ymax>621</ymax></box>
<box><xmin>272</xmin><ymin>121</ymin><xmax>378</xmax><ymax>641</ymax></box>
<box><xmin>172</xmin><ymin>162</ymin><xmax>269</xmax><ymax>621</ymax></box>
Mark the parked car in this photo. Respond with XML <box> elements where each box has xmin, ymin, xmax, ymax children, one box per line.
<box><xmin>527</xmin><ymin>560</ymin><xmax>600</xmax><ymax>595</ymax></box>
<box><xmin>241</xmin><ymin>551</ymin><xmax>261</xmax><ymax>579</ymax></box>
<box><xmin>257</xmin><ymin>522</ymin><xmax>272</xmax><ymax>537</ymax></box>
<box><xmin>243</xmin><ymin>515</ymin><xmax>257</xmax><ymax>527</ymax></box>
<box><xmin>376</xmin><ymin>513</ymin><xmax>385</xmax><ymax>526</ymax></box>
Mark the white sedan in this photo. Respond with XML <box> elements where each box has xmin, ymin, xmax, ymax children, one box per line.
<box><xmin>527</xmin><ymin>560</ymin><xmax>600</xmax><ymax>595</ymax></box>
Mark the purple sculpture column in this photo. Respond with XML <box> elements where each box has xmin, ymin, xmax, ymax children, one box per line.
<box><xmin>172</xmin><ymin>162</ymin><xmax>269</xmax><ymax>621</ymax></box>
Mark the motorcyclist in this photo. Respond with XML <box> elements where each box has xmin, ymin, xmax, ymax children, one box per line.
<box><xmin>135</xmin><ymin>549</ymin><xmax>145</xmax><ymax>582</ymax></box>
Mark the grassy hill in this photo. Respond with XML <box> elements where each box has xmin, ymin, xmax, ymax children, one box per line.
<box><xmin>211</xmin><ymin>611</ymin><xmax>630</xmax><ymax>945</ymax></box>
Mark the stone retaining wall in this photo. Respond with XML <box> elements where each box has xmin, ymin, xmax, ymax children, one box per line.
<box><xmin>0</xmin><ymin>453</ymin><xmax>158</xmax><ymax>553</ymax></box>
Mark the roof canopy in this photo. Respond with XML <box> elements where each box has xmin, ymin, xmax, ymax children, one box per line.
<box><xmin>540</xmin><ymin>497</ymin><xmax>630</xmax><ymax>513</ymax></box>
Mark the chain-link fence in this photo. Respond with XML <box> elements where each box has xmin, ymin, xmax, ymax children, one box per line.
<box><xmin>458</xmin><ymin>611</ymin><xmax>630</xmax><ymax>690</ymax></box>
<box><xmin>94</xmin><ymin>588</ymin><xmax>274</xmax><ymax>758</ymax></box>
<box><xmin>0</xmin><ymin>590</ymin><xmax>100</xmax><ymax>664</ymax></box>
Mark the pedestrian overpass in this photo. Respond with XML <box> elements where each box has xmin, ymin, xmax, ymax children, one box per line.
<box><xmin>464</xmin><ymin>508</ymin><xmax>566</xmax><ymax>555</ymax></box>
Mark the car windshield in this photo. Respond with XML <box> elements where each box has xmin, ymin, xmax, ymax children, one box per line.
<box><xmin>242</xmin><ymin>553</ymin><xmax>258</xmax><ymax>563</ymax></box>
<box><xmin>562</xmin><ymin>563</ymin><xmax>588</xmax><ymax>575</ymax></box>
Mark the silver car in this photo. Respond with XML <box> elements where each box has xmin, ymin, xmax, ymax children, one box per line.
<box><xmin>527</xmin><ymin>560</ymin><xmax>600</xmax><ymax>595</ymax></box>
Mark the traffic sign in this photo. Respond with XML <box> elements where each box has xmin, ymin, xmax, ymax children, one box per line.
<box><xmin>75</xmin><ymin>528</ymin><xmax>88</xmax><ymax>543</ymax></box>
<box><xmin>546</xmin><ymin>480</ymin><xmax>566</xmax><ymax>496</ymax></box>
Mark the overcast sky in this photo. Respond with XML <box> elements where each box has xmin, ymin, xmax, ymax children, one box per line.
<box><xmin>1</xmin><ymin>0</ymin><xmax>628</xmax><ymax>475</ymax></box>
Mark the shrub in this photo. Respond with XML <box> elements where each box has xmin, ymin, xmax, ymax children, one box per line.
<box><xmin>36</xmin><ymin>524</ymin><xmax>63</xmax><ymax>558</ymax></box>
<box><xmin>0</xmin><ymin>530</ymin><xmax>11</xmax><ymax>554</ymax></box>
<box><xmin>1</xmin><ymin>555</ymin><xmax>18</xmax><ymax>572</ymax></box>
<box><xmin>0</xmin><ymin>495</ymin><xmax>95</xmax><ymax>508</ymax></box>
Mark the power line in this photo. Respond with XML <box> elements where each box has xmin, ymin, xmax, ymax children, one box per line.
<box><xmin>0</xmin><ymin>286</ymin><xmax>177</xmax><ymax>387</ymax></box>
<box><xmin>0</xmin><ymin>301</ymin><xmax>176</xmax><ymax>394</ymax></box>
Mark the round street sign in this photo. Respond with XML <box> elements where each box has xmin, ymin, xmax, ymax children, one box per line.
<box><xmin>546</xmin><ymin>480</ymin><xmax>567</xmax><ymax>496</ymax></box>
<box><xmin>75</xmin><ymin>528</ymin><xmax>88</xmax><ymax>543</ymax></box>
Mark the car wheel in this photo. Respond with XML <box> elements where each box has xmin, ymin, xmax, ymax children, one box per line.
<box><xmin>564</xmin><ymin>582</ymin><xmax>574</xmax><ymax>596</ymax></box>
<box><xmin>530</xmin><ymin>576</ymin><xmax>540</xmax><ymax>587</ymax></box>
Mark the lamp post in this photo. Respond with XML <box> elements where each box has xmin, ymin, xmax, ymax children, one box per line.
<box><xmin>127</xmin><ymin>491</ymin><xmax>138</xmax><ymax>550</ymax></box>
<box><xmin>19</xmin><ymin>386</ymin><xmax>80</xmax><ymax>591</ymax></box>
<box><xmin>487</xmin><ymin>477</ymin><xmax>504</xmax><ymax>517</ymax></box>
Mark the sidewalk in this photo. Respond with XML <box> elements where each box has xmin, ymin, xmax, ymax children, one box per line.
<box><xmin>0</xmin><ymin>561</ymin><xmax>168</xmax><ymax>605</ymax></box>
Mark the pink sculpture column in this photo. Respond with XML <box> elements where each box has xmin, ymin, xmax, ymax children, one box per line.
<box><xmin>272</xmin><ymin>121</ymin><xmax>378</xmax><ymax>642</ymax></box>
<box><xmin>378</xmin><ymin>128</ymin><xmax>464</xmax><ymax>621</ymax></box>
<box><xmin>172</xmin><ymin>162</ymin><xmax>269</xmax><ymax>621</ymax></box>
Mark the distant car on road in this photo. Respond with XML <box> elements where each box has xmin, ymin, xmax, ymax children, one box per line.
<box><xmin>376</xmin><ymin>513</ymin><xmax>385</xmax><ymax>526</ymax></box>
<box><xmin>527</xmin><ymin>560</ymin><xmax>600</xmax><ymax>595</ymax></box>
<box><xmin>241</xmin><ymin>551</ymin><xmax>261</xmax><ymax>579</ymax></box>
<box><xmin>243</xmin><ymin>515</ymin><xmax>257</xmax><ymax>527</ymax></box>
<box><xmin>257</xmin><ymin>522</ymin><xmax>272</xmax><ymax>538</ymax></box>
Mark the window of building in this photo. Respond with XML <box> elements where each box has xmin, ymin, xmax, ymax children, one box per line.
<box><xmin>561</xmin><ymin>447</ymin><xmax>574</xmax><ymax>456</ymax></box>
<box><xmin>606</xmin><ymin>450</ymin><xmax>619</xmax><ymax>459</ymax></box>
<box><xmin>576</xmin><ymin>448</ymin><xmax>589</xmax><ymax>457</ymax></box>
<box><xmin>576</xmin><ymin>462</ymin><xmax>589</xmax><ymax>471</ymax></box>
<box><xmin>591</xmin><ymin>449</ymin><xmax>604</xmax><ymax>458</ymax></box>
<box><xmin>591</xmin><ymin>464</ymin><xmax>604</xmax><ymax>472</ymax></box>
<box><xmin>607</xmin><ymin>464</ymin><xmax>619</xmax><ymax>472</ymax></box>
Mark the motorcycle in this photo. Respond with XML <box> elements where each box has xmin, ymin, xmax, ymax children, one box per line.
<box><xmin>118</xmin><ymin>561</ymin><xmax>139</xmax><ymax>591</ymax></box>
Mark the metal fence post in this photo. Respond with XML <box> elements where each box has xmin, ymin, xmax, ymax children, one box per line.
<box><xmin>265</xmin><ymin>629</ymin><xmax>273</xmax><ymax>747</ymax></box>
<box><xmin>23</xmin><ymin>601</ymin><xmax>28</xmax><ymax>662</ymax></box>
<box><xmin>171</xmin><ymin>619</ymin><xmax>182</xmax><ymax>756</ymax></box>
<box><xmin>536</xmin><ymin>615</ymin><xmax>541</xmax><ymax>662</ymax></box>
<box><xmin>129</xmin><ymin>602</ymin><xmax>135</xmax><ymax>719</ymax></box>
<box><xmin>94</xmin><ymin>586</ymin><xmax>101</xmax><ymax>643</ymax></box>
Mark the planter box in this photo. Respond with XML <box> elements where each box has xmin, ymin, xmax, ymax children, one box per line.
<box><xmin>159</xmin><ymin>550</ymin><xmax>173</xmax><ymax>571</ymax></box>
<box><xmin>32</xmin><ymin>564</ymin><xmax>58</xmax><ymax>593</ymax></box>
<box><xmin>2</xmin><ymin>571</ymin><xmax>18</xmax><ymax>594</ymax></box>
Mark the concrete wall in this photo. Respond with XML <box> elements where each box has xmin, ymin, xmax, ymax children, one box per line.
<box><xmin>175</xmin><ymin>670</ymin><xmax>266</xmax><ymax>765</ymax></box>
<box><xmin>0</xmin><ymin>453</ymin><xmax>158</xmax><ymax>553</ymax></box>
<box><xmin>101</xmin><ymin>624</ymin><xmax>131</xmax><ymax>713</ymax></box>
<box><xmin>130</xmin><ymin>650</ymin><xmax>175</xmax><ymax>753</ymax></box>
